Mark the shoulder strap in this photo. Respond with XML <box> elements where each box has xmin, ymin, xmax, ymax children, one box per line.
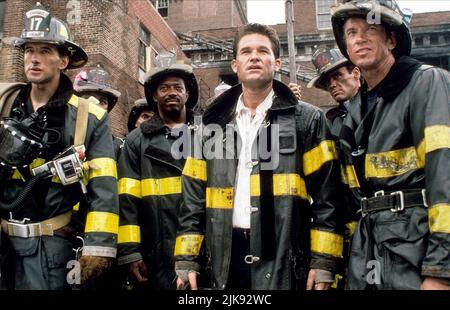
<box><xmin>74</xmin><ymin>97</ymin><xmax>90</xmax><ymax>146</ymax></box>
<box><xmin>0</xmin><ymin>82</ymin><xmax>26</xmax><ymax>118</ymax></box>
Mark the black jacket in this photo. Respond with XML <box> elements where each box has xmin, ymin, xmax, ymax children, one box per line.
<box><xmin>175</xmin><ymin>80</ymin><xmax>345</xmax><ymax>289</ymax></box>
<box><xmin>338</xmin><ymin>57</ymin><xmax>450</xmax><ymax>289</ymax></box>
<box><xmin>117</xmin><ymin>110</ymin><xmax>197</xmax><ymax>289</ymax></box>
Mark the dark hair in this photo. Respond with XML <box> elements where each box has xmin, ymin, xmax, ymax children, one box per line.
<box><xmin>233</xmin><ymin>23</ymin><xmax>280</xmax><ymax>59</ymax></box>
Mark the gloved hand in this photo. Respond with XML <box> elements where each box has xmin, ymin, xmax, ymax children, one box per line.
<box><xmin>175</xmin><ymin>261</ymin><xmax>200</xmax><ymax>290</ymax></box>
<box><xmin>306</xmin><ymin>269</ymin><xmax>334</xmax><ymax>290</ymax></box>
<box><xmin>127</xmin><ymin>259</ymin><xmax>149</xmax><ymax>283</ymax></box>
<box><xmin>79</xmin><ymin>255</ymin><xmax>114</xmax><ymax>284</ymax></box>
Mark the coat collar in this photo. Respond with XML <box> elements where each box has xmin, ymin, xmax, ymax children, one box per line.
<box><xmin>202</xmin><ymin>80</ymin><xmax>299</xmax><ymax>128</ymax></box>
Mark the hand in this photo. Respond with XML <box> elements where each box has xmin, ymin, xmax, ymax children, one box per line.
<box><xmin>288</xmin><ymin>83</ymin><xmax>302</xmax><ymax>100</ymax></box>
<box><xmin>127</xmin><ymin>260</ymin><xmax>149</xmax><ymax>283</ymax></box>
<box><xmin>306</xmin><ymin>269</ymin><xmax>332</xmax><ymax>290</ymax></box>
<box><xmin>176</xmin><ymin>271</ymin><xmax>198</xmax><ymax>290</ymax></box>
<box><xmin>420</xmin><ymin>277</ymin><xmax>450</xmax><ymax>290</ymax></box>
<box><xmin>79</xmin><ymin>255</ymin><xmax>113</xmax><ymax>284</ymax></box>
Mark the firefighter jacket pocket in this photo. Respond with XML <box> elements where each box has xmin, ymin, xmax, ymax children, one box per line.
<box><xmin>372</xmin><ymin>207</ymin><xmax>428</xmax><ymax>268</ymax></box>
<box><xmin>8</xmin><ymin>236</ymin><xmax>40</xmax><ymax>257</ymax></box>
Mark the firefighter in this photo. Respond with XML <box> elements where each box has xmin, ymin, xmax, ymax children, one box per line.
<box><xmin>307</xmin><ymin>48</ymin><xmax>361</xmax><ymax>139</ymax></box>
<box><xmin>117</xmin><ymin>62</ymin><xmax>199</xmax><ymax>289</ymax></box>
<box><xmin>127</xmin><ymin>99</ymin><xmax>154</xmax><ymax>133</ymax></box>
<box><xmin>0</xmin><ymin>3</ymin><xmax>118</xmax><ymax>289</ymax></box>
<box><xmin>74</xmin><ymin>65</ymin><xmax>124</xmax><ymax>158</ymax></box>
<box><xmin>174</xmin><ymin>23</ymin><xmax>345</xmax><ymax>290</ymax></box>
<box><xmin>307</xmin><ymin>48</ymin><xmax>362</xmax><ymax>289</ymax></box>
<box><xmin>331</xmin><ymin>0</ymin><xmax>450</xmax><ymax>289</ymax></box>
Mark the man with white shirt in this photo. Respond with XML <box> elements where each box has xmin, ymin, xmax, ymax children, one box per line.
<box><xmin>174</xmin><ymin>23</ymin><xmax>345</xmax><ymax>290</ymax></box>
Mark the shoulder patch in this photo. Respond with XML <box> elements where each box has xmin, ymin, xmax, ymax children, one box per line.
<box><xmin>68</xmin><ymin>95</ymin><xmax>106</xmax><ymax>120</ymax></box>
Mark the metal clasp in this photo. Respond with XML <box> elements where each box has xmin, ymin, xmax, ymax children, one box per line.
<box><xmin>421</xmin><ymin>189</ymin><xmax>428</xmax><ymax>208</ymax></box>
<box><xmin>244</xmin><ymin>255</ymin><xmax>260</xmax><ymax>264</ymax></box>
<box><xmin>374</xmin><ymin>190</ymin><xmax>385</xmax><ymax>197</ymax></box>
<box><xmin>390</xmin><ymin>191</ymin><xmax>405</xmax><ymax>212</ymax></box>
<box><xmin>358</xmin><ymin>197</ymin><xmax>368</xmax><ymax>217</ymax></box>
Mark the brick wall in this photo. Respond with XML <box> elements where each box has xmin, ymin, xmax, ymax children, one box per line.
<box><xmin>0</xmin><ymin>0</ymin><xmax>185</xmax><ymax>137</ymax></box>
<box><xmin>168</xmin><ymin>0</ymin><xmax>246</xmax><ymax>33</ymax></box>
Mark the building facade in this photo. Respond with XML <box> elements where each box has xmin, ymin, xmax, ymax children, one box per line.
<box><xmin>170</xmin><ymin>0</ymin><xmax>450</xmax><ymax>109</ymax></box>
<box><xmin>0</xmin><ymin>0</ymin><xmax>186</xmax><ymax>137</ymax></box>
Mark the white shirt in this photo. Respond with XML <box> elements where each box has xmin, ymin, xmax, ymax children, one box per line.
<box><xmin>232</xmin><ymin>90</ymin><xmax>274</xmax><ymax>229</ymax></box>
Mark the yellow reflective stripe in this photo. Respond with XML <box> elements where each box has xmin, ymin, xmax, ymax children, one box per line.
<box><xmin>182</xmin><ymin>157</ymin><xmax>207</xmax><ymax>181</ymax></box>
<box><xmin>365</xmin><ymin>146</ymin><xmax>424</xmax><ymax>178</ymax></box>
<box><xmin>340</xmin><ymin>165</ymin><xmax>348</xmax><ymax>185</ymax></box>
<box><xmin>429</xmin><ymin>203</ymin><xmax>450</xmax><ymax>234</ymax></box>
<box><xmin>85</xmin><ymin>211</ymin><xmax>119</xmax><ymax>234</ymax></box>
<box><xmin>345</xmin><ymin>165</ymin><xmax>360</xmax><ymax>188</ymax></box>
<box><xmin>88</xmin><ymin>158</ymin><xmax>117</xmax><ymax>180</ymax></box>
<box><xmin>118</xmin><ymin>225</ymin><xmax>141</xmax><ymax>244</ymax></box>
<box><xmin>250</xmin><ymin>173</ymin><xmax>308</xmax><ymax>199</ymax></box>
<box><xmin>118</xmin><ymin>178</ymin><xmax>141</xmax><ymax>198</ymax></box>
<box><xmin>30</xmin><ymin>158</ymin><xmax>45</xmax><ymax>169</ymax></box>
<box><xmin>417</xmin><ymin>139</ymin><xmax>426</xmax><ymax>167</ymax></box>
<box><xmin>303</xmin><ymin>140</ymin><xmax>337</xmax><ymax>176</ymax></box>
<box><xmin>310</xmin><ymin>229</ymin><xmax>343</xmax><ymax>257</ymax></box>
<box><xmin>425</xmin><ymin>125</ymin><xmax>450</xmax><ymax>154</ymax></box>
<box><xmin>142</xmin><ymin>177</ymin><xmax>181</xmax><ymax>196</ymax></box>
<box><xmin>11</xmin><ymin>170</ymin><xmax>23</xmax><ymax>180</ymax></box>
<box><xmin>174</xmin><ymin>234</ymin><xmax>204</xmax><ymax>256</ymax></box>
<box><xmin>345</xmin><ymin>221</ymin><xmax>358</xmax><ymax>237</ymax></box>
<box><xmin>73</xmin><ymin>202</ymin><xmax>80</xmax><ymax>212</ymax></box>
<box><xmin>68</xmin><ymin>95</ymin><xmax>106</xmax><ymax>120</ymax></box>
<box><xmin>206</xmin><ymin>187</ymin><xmax>233</xmax><ymax>209</ymax></box>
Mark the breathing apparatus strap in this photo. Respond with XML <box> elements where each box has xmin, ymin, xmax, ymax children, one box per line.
<box><xmin>74</xmin><ymin>97</ymin><xmax>90</xmax><ymax>146</ymax></box>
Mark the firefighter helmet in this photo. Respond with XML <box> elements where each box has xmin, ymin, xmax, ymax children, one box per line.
<box><xmin>331</xmin><ymin>0</ymin><xmax>412</xmax><ymax>59</ymax></box>
<box><xmin>74</xmin><ymin>65</ymin><xmax>121</xmax><ymax>112</ymax></box>
<box><xmin>144</xmin><ymin>64</ymin><xmax>199</xmax><ymax>112</ymax></box>
<box><xmin>3</xmin><ymin>2</ymin><xmax>88</xmax><ymax>69</ymax></box>
<box><xmin>127</xmin><ymin>99</ymin><xmax>153</xmax><ymax>132</ymax></box>
<box><xmin>307</xmin><ymin>48</ymin><xmax>351</xmax><ymax>90</ymax></box>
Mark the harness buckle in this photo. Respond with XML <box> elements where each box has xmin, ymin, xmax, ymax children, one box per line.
<box><xmin>244</xmin><ymin>255</ymin><xmax>260</xmax><ymax>264</ymax></box>
<box><xmin>390</xmin><ymin>191</ymin><xmax>405</xmax><ymax>213</ymax></box>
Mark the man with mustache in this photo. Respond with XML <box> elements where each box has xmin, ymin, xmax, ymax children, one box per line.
<box><xmin>0</xmin><ymin>3</ymin><xmax>118</xmax><ymax>289</ymax></box>
<box><xmin>117</xmin><ymin>62</ymin><xmax>200</xmax><ymax>289</ymax></box>
<box><xmin>174</xmin><ymin>23</ymin><xmax>345</xmax><ymax>290</ymax></box>
<box><xmin>331</xmin><ymin>0</ymin><xmax>450</xmax><ymax>289</ymax></box>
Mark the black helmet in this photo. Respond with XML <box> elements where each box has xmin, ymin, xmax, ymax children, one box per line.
<box><xmin>331</xmin><ymin>0</ymin><xmax>412</xmax><ymax>59</ymax></box>
<box><xmin>74</xmin><ymin>65</ymin><xmax>121</xmax><ymax>112</ymax></box>
<box><xmin>127</xmin><ymin>99</ymin><xmax>152</xmax><ymax>132</ymax></box>
<box><xmin>144</xmin><ymin>63</ymin><xmax>199</xmax><ymax>112</ymax></box>
<box><xmin>307</xmin><ymin>48</ymin><xmax>350</xmax><ymax>90</ymax></box>
<box><xmin>2</xmin><ymin>2</ymin><xmax>88</xmax><ymax>69</ymax></box>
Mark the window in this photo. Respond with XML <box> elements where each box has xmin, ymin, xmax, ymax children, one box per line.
<box><xmin>316</xmin><ymin>0</ymin><xmax>335</xmax><ymax>30</ymax></box>
<box><xmin>430</xmin><ymin>34</ymin><xmax>439</xmax><ymax>45</ymax></box>
<box><xmin>0</xmin><ymin>0</ymin><xmax>5</xmax><ymax>40</ymax></box>
<box><xmin>414</xmin><ymin>36</ymin><xmax>423</xmax><ymax>47</ymax></box>
<box><xmin>138</xmin><ymin>25</ymin><xmax>151</xmax><ymax>84</ymax></box>
<box><xmin>156</xmin><ymin>0</ymin><xmax>169</xmax><ymax>18</ymax></box>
